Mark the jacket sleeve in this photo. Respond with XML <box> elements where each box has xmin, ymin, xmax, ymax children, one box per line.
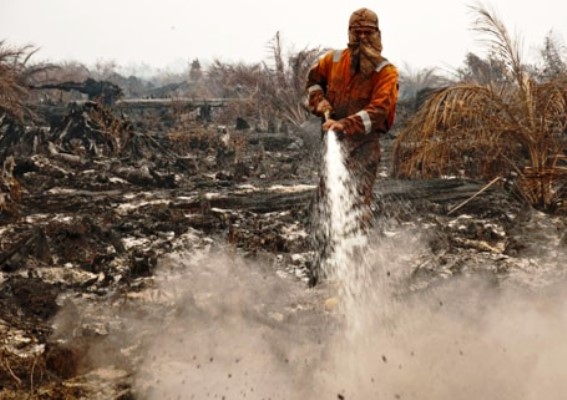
<box><xmin>340</xmin><ymin>65</ymin><xmax>399</xmax><ymax>135</ymax></box>
<box><xmin>305</xmin><ymin>51</ymin><xmax>334</xmax><ymax>117</ymax></box>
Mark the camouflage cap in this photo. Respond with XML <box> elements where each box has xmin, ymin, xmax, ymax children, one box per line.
<box><xmin>349</xmin><ymin>8</ymin><xmax>379</xmax><ymax>30</ymax></box>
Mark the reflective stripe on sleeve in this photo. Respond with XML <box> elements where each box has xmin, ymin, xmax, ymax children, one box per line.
<box><xmin>333</xmin><ymin>50</ymin><xmax>342</xmax><ymax>62</ymax></box>
<box><xmin>307</xmin><ymin>84</ymin><xmax>323</xmax><ymax>93</ymax></box>
<box><xmin>356</xmin><ymin>110</ymin><xmax>372</xmax><ymax>134</ymax></box>
<box><xmin>375</xmin><ymin>59</ymin><xmax>390</xmax><ymax>74</ymax></box>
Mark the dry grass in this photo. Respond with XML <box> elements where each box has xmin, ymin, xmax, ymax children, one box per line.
<box><xmin>0</xmin><ymin>344</ymin><xmax>51</xmax><ymax>397</ymax></box>
<box><xmin>205</xmin><ymin>32</ymin><xmax>322</xmax><ymax>131</ymax></box>
<box><xmin>0</xmin><ymin>40</ymin><xmax>31</xmax><ymax>122</ymax></box>
<box><xmin>392</xmin><ymin>4</ymin><xmax>567</xmax><ymax>210</ymax></box>
<box><xmin>0</xmin><ymin>40</ymin><xmax>55</xmax><ymax>123</ymax></box>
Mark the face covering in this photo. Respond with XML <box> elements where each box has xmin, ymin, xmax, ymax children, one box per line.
<box><xmin>347</xmin><ymin>8</ymin><xmax>384</xmax><ymax>77</ymax></box>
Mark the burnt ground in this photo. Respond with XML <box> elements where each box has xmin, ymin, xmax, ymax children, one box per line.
<box><xmin>1</xmin><ymin>103</ymin><xmax>567</xmax><ymax>399</ymax></box>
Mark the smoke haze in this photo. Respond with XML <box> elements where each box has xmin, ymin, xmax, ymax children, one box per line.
<box><xmin>128</xmin><ymin>231</ymin><xmax>567</xmax><ymax>400</ymax></box>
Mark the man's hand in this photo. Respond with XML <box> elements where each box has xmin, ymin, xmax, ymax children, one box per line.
<box><xmin>322</xmin><ymin>118</ymin><xmax>345</xmax><ymax>134</ymax></box>
<box><xmin>315</xmin><ymin>99</ymin><xmax>332</xmax><ymax>116</ymax></box>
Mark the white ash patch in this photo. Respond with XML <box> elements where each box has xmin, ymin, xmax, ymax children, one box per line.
<box><xmin>25</xmin><ymin>213</ymin><xmax>75</xmax><ymax>224</ymax></box>
<box><xmin>31</xmin><ymin>266</ymin><xmax>98</xmax><ymax>286</ymax></box>
<box><xmin>267</xmin><ymin>184</ymin><xmax>316</xmax><ymax>193</ymax></box>
<box><xmin>114</xmin><ymin>198</ymin><xmax>171</xmax><ymax>215</ymax></box>
<box><xmin>46</xmin><ymin>187</ymin><xmax>79</xmax><ymax>195</ymax></box>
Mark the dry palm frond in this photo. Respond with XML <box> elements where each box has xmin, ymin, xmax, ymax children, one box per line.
<box><xmin>393</xmin><ymin>5</ymin><xmax>567</xmax><ymax>210</ymax></box>
<box><xmin>393</xmin><ymin>80</ymin><xmax>567</xmax><ymax>178</ymax></box>
<box><xmin>469</xmin><ymin>3</ymin><xmax>525</xmax><ymax>87</ymax></box>
<box><xmin>0</xmin><ymin>41</ymin><xmax>30</xmax><ymax>122</ymax></box>
<box><xmin>0</xmin><ymin>40</ymin><xmax>54</xmax><ymax>123</ymax></box>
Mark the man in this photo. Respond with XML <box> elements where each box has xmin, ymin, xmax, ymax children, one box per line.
<box><xmin>306</xmin><ymin>7</ymin><xmax>399</xmax><ymax>285</ymax></box>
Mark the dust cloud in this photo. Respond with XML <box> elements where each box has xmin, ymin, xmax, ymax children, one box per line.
<box><xmin>129</xmin><ymin>231</ymin><xmax>567</xmax><ymax>400</ymax></box>
<box><xmin>132</xmin><ymin>249</ymin><xmax>329</xmax><ymax>400</ymax></box>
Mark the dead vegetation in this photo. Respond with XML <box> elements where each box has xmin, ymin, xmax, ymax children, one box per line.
<box><xmin>392</xmin><ymin>5</ymin><xmax>567</xmax><ymax>212</ymax></box>
<box><xmin>0</xmin><ymin>41</ymin><xmax>35</xmax><ymax>123</ymax></box>
<box><xmin>0</xmin><ymin>41</ymin><xmax>57</xmax><ymax>122</ymax></box>
<box><xmin>206</xmin><ymin>32</ymin><xmax>322</xmax><ymax>131</ymax></box>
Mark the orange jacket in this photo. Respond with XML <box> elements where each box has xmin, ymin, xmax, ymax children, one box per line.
<box><xmin>306</xmin><ymin>49</ymin><xmax>399</xmax><ymax>137</ymax></box>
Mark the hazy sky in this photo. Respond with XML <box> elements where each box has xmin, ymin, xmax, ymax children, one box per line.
<box><xmin>1</xmin><ymin>0</ymin><xmax>565</xmax><ymax>74</ymax></box>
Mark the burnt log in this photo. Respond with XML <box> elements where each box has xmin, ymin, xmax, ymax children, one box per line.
<box><xmin>20</xmin><ymin>177</ymin><xmax>523</xmax><ymax>219</ymax></box>
<box><xmin>47</xmin><ymin>141</ymin><xmax>86</xmax><ymax>165</ymax></box>
<box><xmin>169</xmin><ymin>178</ymin><xmax>524</xmax><ymax>218</ymax></box>
<box><xmin>374</xmin><ymin>178</ymin><xmax>527</xmax><ymax>220</ymax></box>
<box><xmin>114</xmin><ymin>97</ymin><xmax>231</xmax><ymax>111</ymax></box>
<box><xmin>24</xmin><ymin>189</ymin><xmax>123</xmax><ymax>214</ymax></box>
<box><xmin>31</xmin><ymin>78</ymin><xmax>123</xmax><ymax>105</ymax></box>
